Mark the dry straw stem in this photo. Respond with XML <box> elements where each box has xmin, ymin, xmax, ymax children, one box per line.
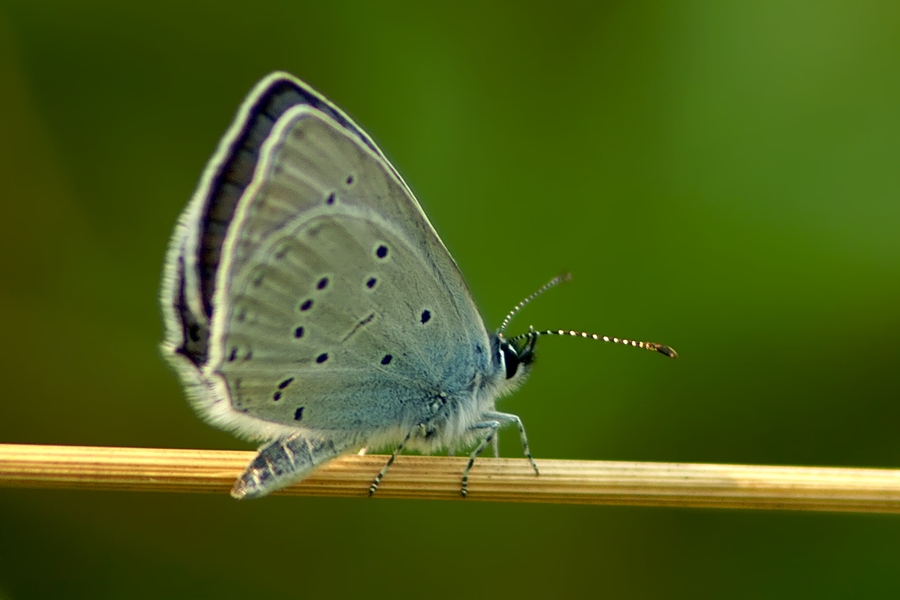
<box><xmin>2</xmin><ymin>443</ymin><xmax>900</xmax><ymax>513</ymax></box>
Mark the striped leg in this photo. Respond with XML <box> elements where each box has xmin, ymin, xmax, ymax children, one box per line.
<box><xmin>369</xmin><ymin>428</ymin><xmax>414</xmax><ymax>496</ymax></box>
<box><xmin>482</xmin><ymin>411</ymin><xmax>539</xmax><ymax>475</ymax></box>
<box><xmin>461</xmin><ymin>420</ymin><xmax>501</xmax><ymax>498</ymax></box>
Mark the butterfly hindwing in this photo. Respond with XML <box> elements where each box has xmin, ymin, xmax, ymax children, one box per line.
<box><xmin>218</xmin><ymin>209</ymin><xmax>490</xmax><ymax>435</ymax></box>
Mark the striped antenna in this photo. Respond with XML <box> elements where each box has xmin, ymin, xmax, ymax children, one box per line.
<box><xmin>508</xmin><ymin>327</ymin><xmax>678</xmax><ymax>359</ymax></box>
<box><xmin>498</xmin><ymin>273</ymin><xmax>572</xmax><ymax>336</ymax></box>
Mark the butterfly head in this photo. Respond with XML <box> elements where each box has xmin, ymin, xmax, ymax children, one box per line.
<box><xmin>498</xmin><ymin>328</ymin><xmax>538</xmax><ymax>381</ymax></box>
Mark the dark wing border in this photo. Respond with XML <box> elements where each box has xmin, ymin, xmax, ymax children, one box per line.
<box><xmin>166</xmin><ymin>73</ymin><xmax>404</xmax><ymax>367</ymax></box>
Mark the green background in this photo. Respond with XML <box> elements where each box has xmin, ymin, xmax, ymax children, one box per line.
<box><xmin>2</xmin><ymin>1</ymin><xmax>899</xmax><ymax>598</ymax></box>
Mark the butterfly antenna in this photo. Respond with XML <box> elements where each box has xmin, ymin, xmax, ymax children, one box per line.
<box><xmin>508</xmin><ymin>327</ymin><xmax>678</xmax><ymax>359</ymax></box>
<box><xmin>498</xmin><ymin>273</ymin><xmax>572</xmax><ymax>336</ymax></box>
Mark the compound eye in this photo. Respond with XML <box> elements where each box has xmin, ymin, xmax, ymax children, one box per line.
<box><xmin>501</xmin><ymin>342</ymin><xmax>520</xmax><ymax>379</ymax></box>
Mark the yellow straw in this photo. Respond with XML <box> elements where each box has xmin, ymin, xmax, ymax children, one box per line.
<box><xmin>2</xmin><ymin>443</ymin><xmax>899</xmax><ymax>513</ymax></box>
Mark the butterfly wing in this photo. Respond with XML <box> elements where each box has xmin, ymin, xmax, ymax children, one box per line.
<box><xmin>161</xmin><ymin>74</ymin><xmax>495</xmax><ymax>449</ymax></box>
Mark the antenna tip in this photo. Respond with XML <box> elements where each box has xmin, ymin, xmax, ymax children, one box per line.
<box><xmin>655</xmin><ymin>344</ymin><xmax>678</xmax><ymax>359</ymax></box>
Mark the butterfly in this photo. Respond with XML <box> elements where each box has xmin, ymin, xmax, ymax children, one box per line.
<box><xmin>160</xmin><ymin>72</ymin><xmax>676</xmax><ymax>499</ymax></box>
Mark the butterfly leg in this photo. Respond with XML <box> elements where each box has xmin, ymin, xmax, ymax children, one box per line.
<box><xmin>482</xmin><ymin>411</ymin><xmax>539</xmax><ymax>476</ymax></box>
<box><xmin>231</xmin><ymin>432</ymin><xmax>350</xmax><ymax>499</ymax></box>
<box><xmin>461</xmin><ymin>420</ymin><xmax>502</xmax><ymax>498</ymax></box>
<box><xmin>369</xmin><ymin>429</ymin><xmax>414</xmax><ymax>496</ymax></box>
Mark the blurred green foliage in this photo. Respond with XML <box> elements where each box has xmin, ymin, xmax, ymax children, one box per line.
<box><xmin>1</xmin><ymin>1</ymin><xmax>898</xmax><ymax>598</ymax></box>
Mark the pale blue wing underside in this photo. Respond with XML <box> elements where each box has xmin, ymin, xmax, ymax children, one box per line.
<box><xmin>162</xmin><ymin>74</ymin><xmax>495</xmax><ymax>448</ymax></box>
